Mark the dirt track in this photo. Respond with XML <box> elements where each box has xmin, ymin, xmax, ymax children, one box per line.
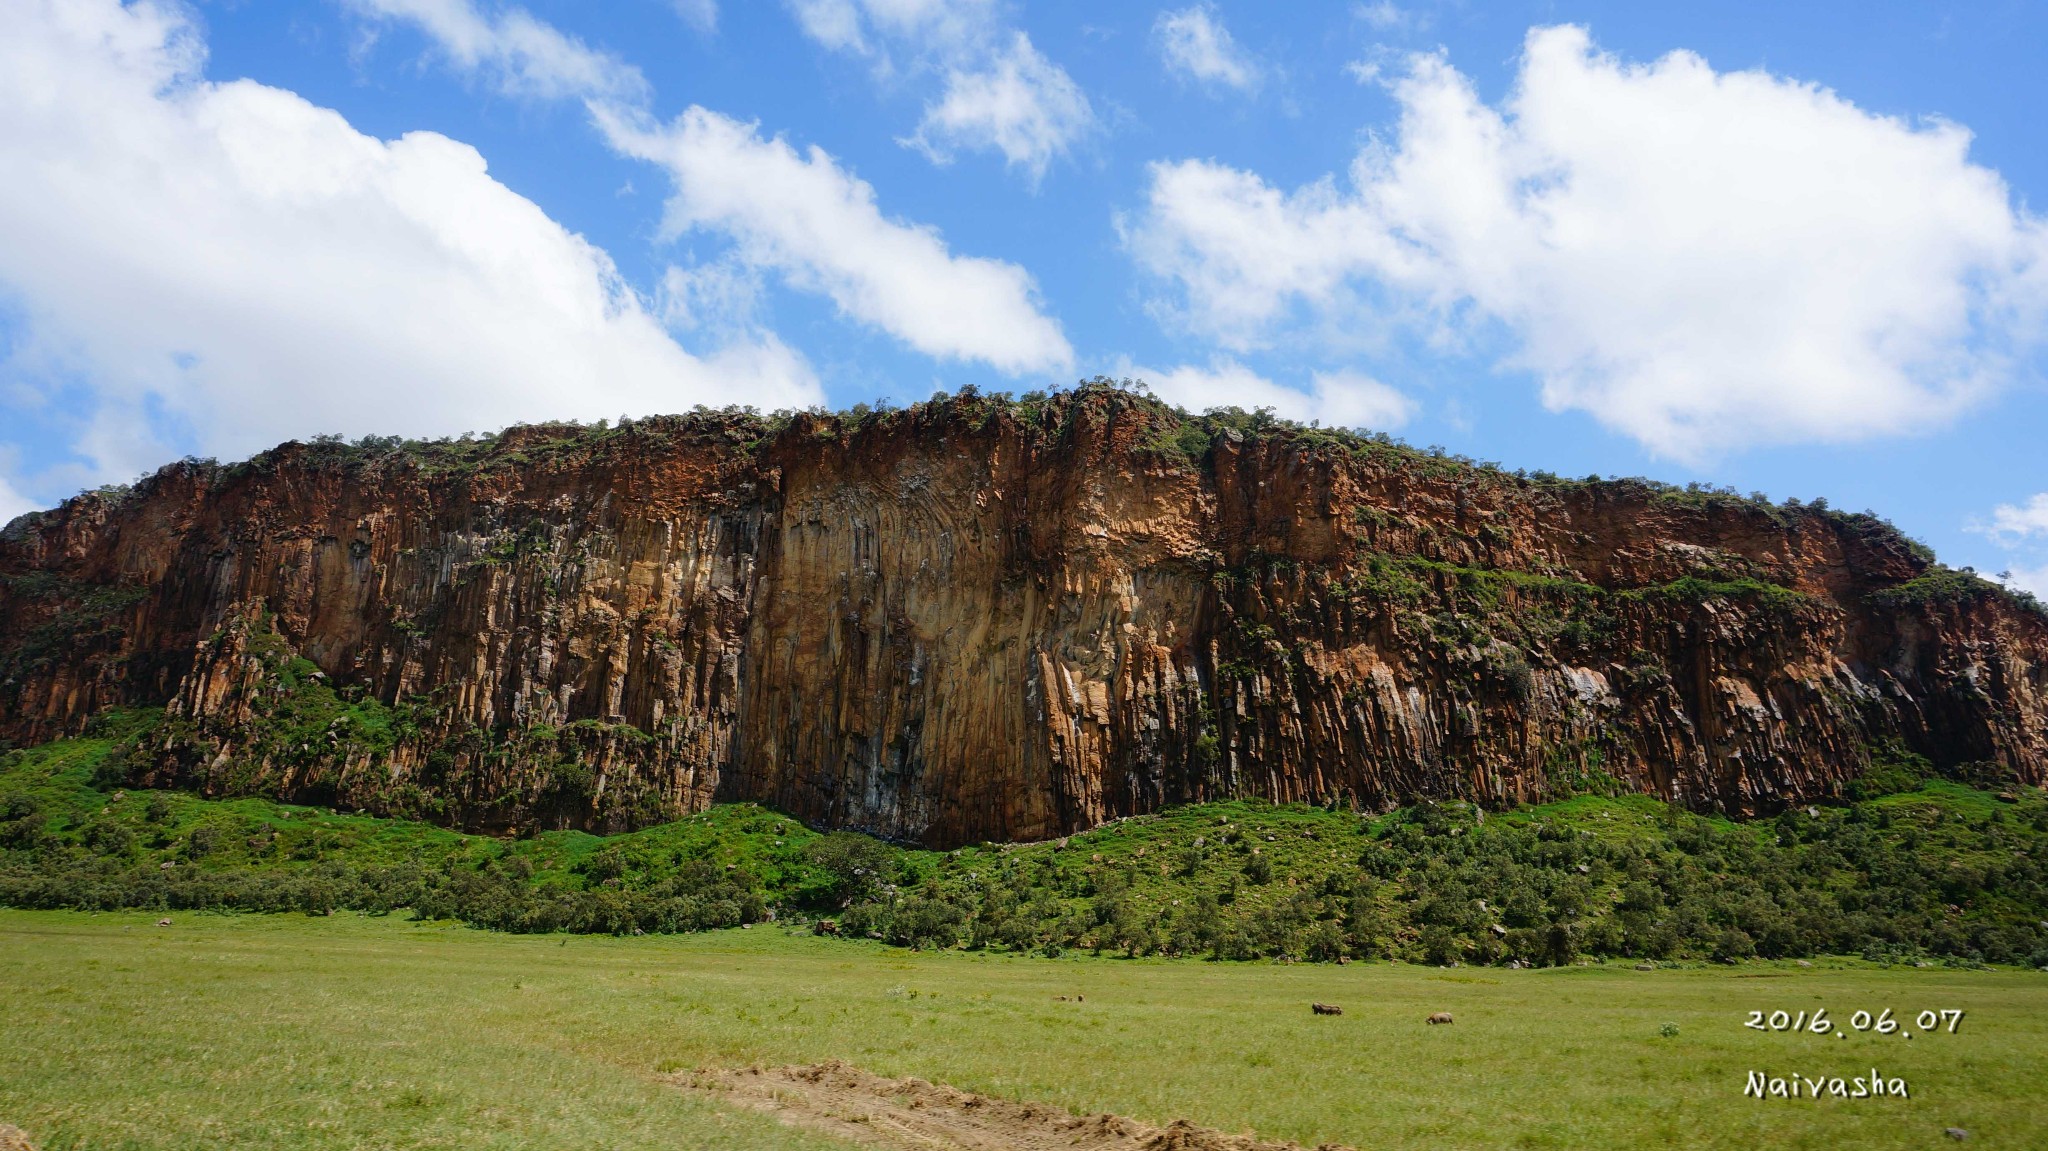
<box><xmin>676</xmin><ymin>1061</ymin><xmax>1353</xmax><ymax>1151</ymax></box>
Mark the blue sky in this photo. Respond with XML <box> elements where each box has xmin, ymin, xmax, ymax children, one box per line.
<box><xmin>2</xmin><ymin>0</ymin><xmax>2045</xmax><ymax>589</ymax></box>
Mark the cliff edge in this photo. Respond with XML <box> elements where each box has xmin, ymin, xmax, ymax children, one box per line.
<box><xmin>3</xmin><ymin>384</ymin><xmax>2043</xmax><ymax>846</ymax></box>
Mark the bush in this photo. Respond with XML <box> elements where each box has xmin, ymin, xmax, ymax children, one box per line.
<box><xmin>1712</xmin><ymin>928</ymin><xmax>1757</xmax><ymax>962</ymax></box>
<box><xmin>0</xmin><ymin>794</ymin><xmax>44</xmax><ymax>849</ymax></box>
<box><xmin>805</xmin><ymin>832</ymin><xmax>895</xmax><ymax>906</ymax></box>
<box><xmin>5</xmin><ymin>713</ymin><xmax>2048</xmax><ymax>964</ymax></box>
<box><xmin>81</xmin><ymin>820</ymin><xmax>134</xmax><ymax>856</ymax></box>
<box><xmin>887</xmin><ymin>897</ymin><xmax>967</xmax><ymax>949</ymax></box>
<box><xmin>89</xmin><ymin>742</ymin><xmax>135</xmax><ymax>791</ymax></box>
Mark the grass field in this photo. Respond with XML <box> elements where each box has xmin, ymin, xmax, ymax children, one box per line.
<box><xmin>3</xmin><ymin>911</ymin><xmax>2044</xmax><ymax>1150</ymax></box>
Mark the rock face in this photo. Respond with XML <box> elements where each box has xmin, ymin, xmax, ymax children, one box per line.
<box><xmin>2</xmin><ymin>387</ymin><xmax>2044</xmax><ymax>846</ymax></box>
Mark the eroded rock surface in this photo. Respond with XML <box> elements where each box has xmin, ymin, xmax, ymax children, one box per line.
<box><xmin>2</xmin><ymin>387</ymin><xmax>2043</xmax><ymax>845</ymax></box>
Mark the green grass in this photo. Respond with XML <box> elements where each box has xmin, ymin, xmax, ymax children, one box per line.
<box><xmin>2</xmin><ymin>911</ymin><xmax>2045</xmax><ymax>1150</ymax></box>
<box><xmin>8</xmin><ymin>716</ymin><xmax>2048</xmax><ymax>964</ymax></box>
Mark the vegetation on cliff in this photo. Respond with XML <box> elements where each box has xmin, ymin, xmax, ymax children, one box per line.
<box><xmin>15</xmin><ymin>379</ymin><xmax>1991</xmax><ymax>571</ymax></box>
<box><xmin>3</xmin><ymin>379</ymin><xmax>2043</xmax><ymax>851</ymax></box>
<box><xmin>5</xmin><ymin>711</ymin><xmax>2045</xmax><ymax>968</ymax></box>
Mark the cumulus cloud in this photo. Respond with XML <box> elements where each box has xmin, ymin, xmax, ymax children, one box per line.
<box><xmin>1979</xmin><ymin>493</ymin><xmax>2048</xmax><ymax>542</ymax></box>
<box><xmin>1126</xmin><ymin>25</ymin><xmax>2048</xmax><ymax>459</ymax></box>
<box><xmin>911</xmin><ymin>32</ymin><xmax>1093</xmax><ymax>180</ymax></box>
<box><xmin>1132</xmin><ymin>359</ymin><xmax>1414</xmax><ymax>430</ymax></box>
<box><xmin>0</xmin><ymin>0</ymin><xmax>821</xmax><ymax>502</ymax></box>
<box><xmin>785</xmin><ymin>0</ymin><xmax>1095</xmax><ymax>178</ymax></box>
<box><xmin>598</xmin><ymin>105</ymin><xmax>1072</xmax><ymax>374</ymax></box>
<box><xmin>1155</xmin><ymin>5</ymin><xmax>1261</xmax><ymax>93</ymax></box>
<box><xmin>343</xmin><ymin>0</ymin><xmax>646</xmax><ymax>101</ymax></box>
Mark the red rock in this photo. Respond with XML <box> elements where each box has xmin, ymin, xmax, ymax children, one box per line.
<box><xmin>2</xmin><ymin>388</ymin><xmax>2042</xmax><ymax>846</ymax></box>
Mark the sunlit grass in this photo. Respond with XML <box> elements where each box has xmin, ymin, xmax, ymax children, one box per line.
<box><xmin>4</xmin><ymin>910</ymin><xmax>2045</xmax><ymax>1150</ymax></box>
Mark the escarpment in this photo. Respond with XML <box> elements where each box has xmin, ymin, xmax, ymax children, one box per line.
<box><xmin>2</xmin><ymin>386</ymin><xmax>2044</xmax><ymax>846</ymax></box>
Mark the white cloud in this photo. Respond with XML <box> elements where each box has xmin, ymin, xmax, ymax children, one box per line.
<box><xmin>344</xmin><ymin>0</ymin><xmax>1073</xmax><ymax>368</ymax></box>
<box><xmin>1305</xmin><ymin>368</ymin><xmax>1418</xmax><ymax>429</ymax></box>
<box><xmin>1132</xmin><ymin>359</ymin><xmax>1414</xmax><ymax>430</ymax></box>
<box><xmin>658</xmin><ymin>258</ymin><xmax>767</xmax><ymax>334</ymax></box>
<box><xmin>0</xmin><ymin>468</ymin><xmax>35</xmax><ymax>525</ymax></box>
<box><xmin>785</xmin><ymin>0</ymin><xmax>1095</xmax><ymax>177</ymax></box>
<box><xmin>671</xmin><ymin>0</ymin><xmax>718</xmax><ymax>34</ymax></box>
<box><xmin>343</xmin><ymin>0</ymin><xmax>646</xmax><ymax>101</ymax></box>
<box><xmin>345</xmin><ymin>0</ymin><xmax>1072</xmax><ymax>372</ymax></box>
<box><xmin>1980</xmin><ymin>493</ymin><xmax>2048</xmax><ymax>542</ymax></box>
<box><xmin>911</xmin><ymin>32</ymin><xmax>1094</xmax><ymax>179</ymax></box>
<box><xmin>1973</xmin><ymin>495</ymin><xmax>2048</xmax><ymax>598</ymax></box>
<box><xmin>1356</xmin><ymin>2</ymin><xmax>1411</xmax><ymax>31</ymax></box>
<box><xmin>787</xmin><ymin>0</ymin><xmax>871</xmax><ymax>54</ymax></box>
<box><xmin>1155</xmin><ymin>5</ymin><xmax>1261</xmax><ymax>93</ymax></box>
<box><xmin>790</xmin><ymin>0</ymin><xmax>1001</xmax><ymax>59</ymax></box>
<box><xmin>1127</xmin><ymin>25</ymin><xmax>2048</xmax><ymax>459</ymax></box>
<box><xmin>598</xmin><ymin>105</ymin><xmax>1073</xmax><ymax>375</ymax></box>
<box><xmin>0</xmin><ymin>0</ymin><xmax>820</xmax><ymax>501</ymax></box>
<box><xmin>2002</xmin><ymin>565</ymin><xmax>2048</xmax><ymax>598</ymax></box>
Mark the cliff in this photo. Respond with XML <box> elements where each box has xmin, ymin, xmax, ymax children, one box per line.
<box><xmin>2</xmin><ymin>384</ymin><xmax>2044</xmax><ymax>846</ymax></box>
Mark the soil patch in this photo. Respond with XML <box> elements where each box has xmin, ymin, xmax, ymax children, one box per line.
<box><xmin>676</xmin><ymin>1061</ymin><xmax>1352</xmax><ymax>1151</ymax></box>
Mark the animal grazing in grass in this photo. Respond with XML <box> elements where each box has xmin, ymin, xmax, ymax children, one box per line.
<box><xmin>1426</xmin><ymin>1012</ymin><xmax>1454</xmax><ymax>1025</ymax></box>
<box><xmin>1311</xmin><ymin>1002</ymin><xmax>1343</xmax><ymax>1015</ymax></box>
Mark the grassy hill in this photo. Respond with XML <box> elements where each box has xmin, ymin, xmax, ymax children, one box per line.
<box><xmin>4</xmin><ymin>708</ymin><xmax>2047</xmax><ymax>968</ymax></box>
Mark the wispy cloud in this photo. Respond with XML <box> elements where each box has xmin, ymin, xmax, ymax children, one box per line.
<box><xmin>1155</xmin><ymin>5</ymin><xmax>1262</xmax><ymax>93</ymax></box>
<box><xmin>2001</xmin><ymin>564</ymin><xmax>2048</xmax><ymax>597</ymax></box>
<box><xmin>1356</xmin><ymin>2</ymin><xmax>1413</xmax><ymax>32</ymax></box>
<box><xmin>347</xmin><ymin>0</ymin><xmax>1074</xmax><ymax>372</ymax></box>
<box><xmin>598</xmin><ymin>104</ymin><xmax>1072</xmax><ymax>375</ymax></box>
<box><xmin>342</xmin><ymin>0</ymin><xmax>647</xmax><ymax>100</ymax></box>
<box><xmin>1128</xmin><ymin>358</ymin><xmax>1415</xmax><ymax>430</ymax></box>
<box><xmin>784</xmin><ymin>0</ymin><xmax>1096</xmax><ymax>180</ymax></box>
<box><xmin>0</xmin><ymin>458</ymin><xmax>34</xmax><ymax>525</ymax></box>
<box><xmin>671</xmin><ymin>0</ymin><xmax>717</xmax><ymax>34</ymax></box>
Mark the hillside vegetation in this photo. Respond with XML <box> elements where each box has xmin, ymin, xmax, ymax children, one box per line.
<box><xmin>3</xmin><ymin>709</ymin><xmax>2046</xmax><ymax>968</ymax></box>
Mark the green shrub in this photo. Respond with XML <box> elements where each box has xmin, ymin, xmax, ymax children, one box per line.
<box><xmin>804</xmin><ymin>831</ymin><xmax>895</xmax><ymax>906</ymax></box>
<box><xmin>5</xmin><ymin>718</ymin><xmax>2048</xmax><ymax>963</ymax></box>
<box><xmin>887</xmin><ymin>897</ymin><xmax>967</xmax><ymax>949</ymax></box>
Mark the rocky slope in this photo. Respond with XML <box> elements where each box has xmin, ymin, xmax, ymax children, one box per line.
<box><xmin>2</xmin><ymin>384</ymin><xmax>2043</xmax><ymax>846</ymax></box>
